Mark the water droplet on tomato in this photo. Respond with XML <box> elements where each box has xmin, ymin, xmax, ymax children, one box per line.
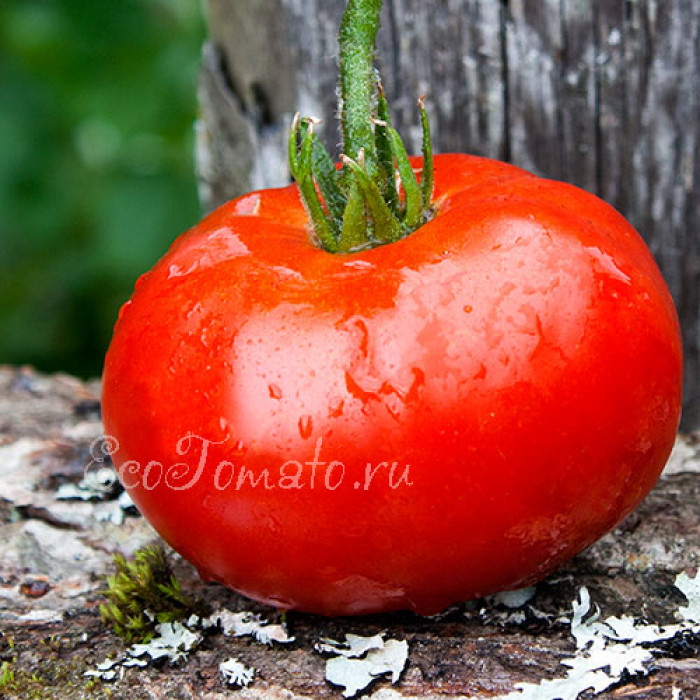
<box><xmin>473</xmin><ymin>363</ymin><xmax>487</xmax><ymax>380</ymax></box>
<box><xmin>343</xmin><ymin>259</ymin><xmax>374</xmax><ymax>270</ymax></box>
<box><xmin>200</xmin><ymin>328</ymin><xmax>212</xmax><ymax>349</ymax></box>
<box><xmin>231</xmin><ymin>193</ymin><xmax>261</xmax><ymax>215</ymax></box>
<box><xmin>186</xmin><ymin>301</ymin><xmax>203</xmax><ymax>319</ymax></box>
<box><xmin>328</xmin><ymin>399</ymin><xmax>345</xmax><ymax>417</ymax></box>
<box><xmin>117</xmin><ymin>300</ymin><xmax>132</xmax><ymax>321</ymax></box>
<box><xmin>298</xmin><ymin>415</ymin><xmax>313</xmax><ymax>439</ymax></box>
<box><xmin>586</xmin><ymin>246</ymin><xmax>631</xmax><ymax>285</ymax></box>
<box><xmin>267</xmin><ymin>515</ymin><xmax>282</xmax><ymax>534</ymax></box>
<box><xmin>168</xmin><ymin>260</ymin><xmax>199</xmax><ymax>279</ymax></box>
<box><xmin>269</xmin><ymin>383</ymin><xmax>283</xmax><ymax>399</ymax></box>
<box><xmin>266</xmin><ymin>594</ymin><xmax>294</xmax><ymax>609</ymax></box>
<box><xmin>345</xmin><ymin>372</ymin><xmax>379</xmax><ymax>408</ymax></box>
<box><xmin>232</xmin><ymin>439</ymin><xmax>247</xmax><ymax>456</ymax></box>
<box><xmin>406</xmin><ymin>368</ymin><xmax>425</xmax><ymax>402</ymax></box>
<box><xmin>133</xmin><ymin>272</ymin><xmax>150</xmax><ymax>291</ymax></box>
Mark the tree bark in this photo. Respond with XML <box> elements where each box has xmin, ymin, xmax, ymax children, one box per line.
<box><xmin>196</xmin><ymin>0</ymin><xmax>700</xmax><ymax>429</ymax></box>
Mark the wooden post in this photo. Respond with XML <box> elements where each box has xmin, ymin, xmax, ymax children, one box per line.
<box><xmin>197</xmin><ymin>0</ymin><xmax>700</xmax><ymax>428</ymax></box>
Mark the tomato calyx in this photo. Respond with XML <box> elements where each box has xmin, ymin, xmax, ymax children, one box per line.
<box><xmin>288</xmin><ymin>0</ymin><xmax>434</xmax><ymax>253</ymax></box>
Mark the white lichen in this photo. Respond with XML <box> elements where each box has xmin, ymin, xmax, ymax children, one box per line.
<box><xmin>316</xmin><ymin>633</ymin><xmax>409</xmax><ymax>698</ymax></box>
<box><xmin>220</xmin><ymin>657</ymin><xmax>255</xmax><ymax>687</ymax></box>
<box><xmin>496</xmin><ymin>571</ymin><xmax>700</xmax><ymax>700</ymax></box>
<box><xmin>206</xmin><ymin>609</ymin><xmax>295</xmax><ymax>645</ymax></box>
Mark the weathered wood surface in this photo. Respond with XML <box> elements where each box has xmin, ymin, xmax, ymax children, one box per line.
<box><xmin>196</xmin><ymin>0</ymin><xmax>700</xmax><ymax>429</ymax></box>
<box><xmin>1</xmin><ymin>366</ymin><xmax>699</xmax><ymax>698</ymax></box>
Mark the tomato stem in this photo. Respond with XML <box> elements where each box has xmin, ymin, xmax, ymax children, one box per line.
<box><xmin>289</xmin><ymin>0</ymin><xmax>434</xmax><ymax>253</ymax></box>
<box><xmin>339</xmin><ymin>0</ymin><xmax>382</xmax><ymax>182</ymax></box>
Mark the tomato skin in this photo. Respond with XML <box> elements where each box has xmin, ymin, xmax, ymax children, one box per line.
<box><xmin>102</xmin><ymin>154</ymin><xmax>682</xmax><ymax>616</ymax></box>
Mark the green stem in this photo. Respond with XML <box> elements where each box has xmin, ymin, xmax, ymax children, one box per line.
<box><xmin>339</xmin><ymin>0</ymin><xmax>383</xmax><ymax>180</ymax></box>
<box><xmin>289</xmin><ymin>0</ymin><xmax>434</xmax><ymax>253</ymax></box>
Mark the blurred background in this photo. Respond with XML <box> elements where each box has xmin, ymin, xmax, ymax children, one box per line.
<box><xmin>0</xmin><ymin>0</ymin><xmax>206</xmax><ymax>378</ymax></box>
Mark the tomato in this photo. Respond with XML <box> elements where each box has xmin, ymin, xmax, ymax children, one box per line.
<box><xmin>102</xmin><ymin>153</ymin><xmax>682</xmax><ymax>616</ymax></box>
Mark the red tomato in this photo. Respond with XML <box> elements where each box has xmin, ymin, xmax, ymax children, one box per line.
<box><xmin>102</xmin><ymin>154</ymin><xmax>682</xmax><ymax>616</ymax></box>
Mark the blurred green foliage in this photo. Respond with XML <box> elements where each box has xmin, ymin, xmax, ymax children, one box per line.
<box><xmin>0</xmin><ymin>0</ymin><xmax>206</xmax><ymax>377</ymax></box>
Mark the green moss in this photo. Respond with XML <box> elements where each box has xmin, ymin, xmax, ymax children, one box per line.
<box><xmin>0</xmin><ymin>661</ymin><xmax>16</xmax><ymax>687</ymax></box>
<box><xmin>0</xmin><ymin>656</ymin><xmax>114</xmax><ymax>700</ymax></box>
<box><xmin>100</xmin><ymin>544</ymin><xmax>207</xmax><ymax>642</ymax></box>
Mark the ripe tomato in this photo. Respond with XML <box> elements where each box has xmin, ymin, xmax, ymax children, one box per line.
<box><xmin>102</xmin><ymin>154</ymin><xmax>682</xmax><ymax>616</ymax></box>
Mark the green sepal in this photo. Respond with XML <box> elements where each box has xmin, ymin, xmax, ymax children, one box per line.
<box><xmin>301</xmin><ymin>120</ymin><xmax>348</xmax><ymax>226</ymax></box>
<box><xmin>419</xmin><ymin>96</ymin><xmax>434</xmax><ymax>209</ymax></box>
<box><xmin>338</xmin><ymin>181</ymin><xmax>370</xmax><ymax>252</ymax></box>
<box><xmin>375</xmin><ymin>87</ymin><xmax>399</xmax><ymax>215</ymax></box>
<box><xmin>387</xmin><ymin>126</ymin><xmax>423</xmax><ymax>230</ymax></box>
<box><xmin>291</xmin><ymin>118</ymin><xmax>340</xmax><ymax>251</ymax></box>
<box><xmin>342</xmin><ymin>155</ymin><xmax>402</xmax><ymax>244</ymax></box>
<box><xmin>288</xmin><ymin>113</ymin><xmax>301</xmax><ymax>178</ymax></box>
